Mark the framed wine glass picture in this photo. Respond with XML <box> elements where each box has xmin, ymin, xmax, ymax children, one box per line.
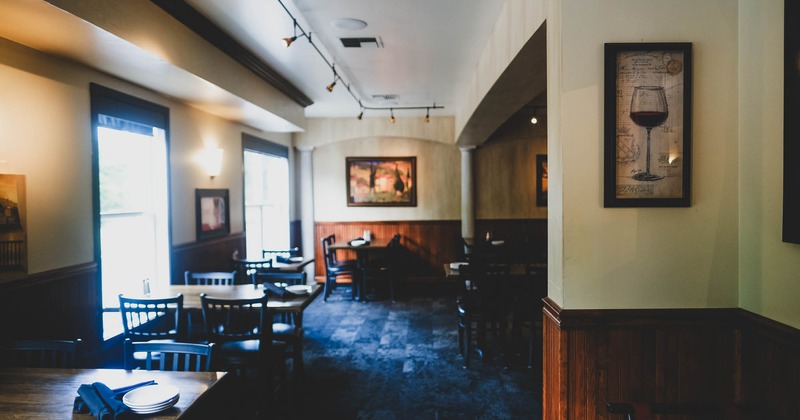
<box><xmin>603</xmin><ymin>42</ymin><xmax>692</xmax><ymax>207</ymax></box>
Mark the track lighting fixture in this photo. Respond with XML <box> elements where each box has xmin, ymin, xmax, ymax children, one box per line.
<box><xmin>282</xmin><ymin>19</ymin><xmax>301</xmax><ymax>47</ymax></box>
<box><xmin>327</xmin><ymin>67</ymin><xmax>338</xmax><ymax>92</ymax></box>
<box><xmin>278</xmin><ymin>0</ymin><xmax>444</xmax><ymax>120</ymax></box>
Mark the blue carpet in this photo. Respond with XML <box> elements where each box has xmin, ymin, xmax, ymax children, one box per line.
<box><xmin>290</xmin><ymin>283</ymin><xmax>542</xmax><ymax>419</ymax></box>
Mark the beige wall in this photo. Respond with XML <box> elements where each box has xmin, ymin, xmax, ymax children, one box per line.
<box><xmin>550</xmin><ymin>0</ymin><xmax>740</xmax><ymax>310</ymax></box>
<box><xmin>310</xmin><ymin>134</ymin><xmax>461</xmax><ymax>222</ymax></box>
<box><xmin>738</xmin><ymin>0</ymin><xmax>800</xmax><ymax>328</ymax></box>
<box><xmin>475</xmin><ymin>122</ymin><xmax>547</xmax><ymax>219</ymax></box>
<box><xmin>0</xmin><ymin>37</ymin><xmax>290</xmax><ymax>276</ymax></box>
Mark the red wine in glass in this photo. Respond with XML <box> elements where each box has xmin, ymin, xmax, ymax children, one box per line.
<box><xmin>629</xmin><ymin>86</ymin><xmax>668</xmax><ymax>181</ymax></box>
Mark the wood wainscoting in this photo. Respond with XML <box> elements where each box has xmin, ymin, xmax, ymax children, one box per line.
<box><xmin>314</xmin><ymin>220</ymin><xmax>461</xmax><ymax>280</ymax></box>
<box><xmin>171</xmin><ymin>233</ymin><xmax>246</xmax><ymax>284</ymax></box>
<box><xmin>313</xmin><ymin>219</ymin><xmax>547</xmax><ymax>281</ymax></box>
<box><xmin>543</xmin><ymin>298</ymin><xmax>800</xmax><ymax>419</ymax></box>
<box><xmin>0</xmin><ymin>262</ymin><xmax>101</xmax><ymax>353</ymax></box>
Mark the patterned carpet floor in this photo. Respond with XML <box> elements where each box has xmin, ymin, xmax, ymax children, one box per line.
<box><xmin>283</xmin><ymin>282</ymin><xmax>542</xmax><ymax>419</ymax></box>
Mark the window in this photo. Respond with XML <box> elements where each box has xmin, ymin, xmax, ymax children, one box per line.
<box><xmin>242</xmin><ymin>134</ymin><xmax>290</xmax><ymax>258</ymax></box>
<box><xmin>90</xmin><ymin>84</ymin><xmax>171</xmax><ymax>339</ymax></box>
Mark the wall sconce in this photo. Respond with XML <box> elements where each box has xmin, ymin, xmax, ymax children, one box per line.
<box><xmin>202</xmin><ymin>147</ymin><xmax>224</xmax><ymax>179</ymax></box>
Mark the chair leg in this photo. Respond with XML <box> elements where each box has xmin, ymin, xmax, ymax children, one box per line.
<box><xmin>463</xmin><ymin>319</ymin><xmax>472</xmax><ymax>368</ymax></box>
<box><xmin>323</xmin><ymin>276</ymin><xmax>332</xmax><ymax>302</ymax></box>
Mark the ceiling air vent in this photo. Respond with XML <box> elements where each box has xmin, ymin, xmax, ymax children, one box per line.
<box><xmin>340</xmin><ymin>37</ymin><xmax>383</xmax><ymax>48</ymax></box>
<box><xmin>372</xmin><ymin>94</ymin><xmax>398</xmax><ymax>102</ymax></box>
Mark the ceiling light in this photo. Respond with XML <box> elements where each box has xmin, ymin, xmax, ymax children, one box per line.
<box><xmin>357</xmin><ymin>110</ymin><xmax>364</xmax><ymax>120</ymax></box>
<box><xmin>530</xmin><ymin>115</ymin><xmax>538</xmax><ymax>124</ymax></box>
<box><xmin>331</xmin><ymin>18</ymin><xmax>368</xmax><ymax>31</ymax></box>
<box><xmin>425</xmin><ymin>108</ymin><xmax>430</xmax><ymax>123</ymax></box>
<box><xmin>277</xmin><ymin>0</ymin><xmax>443</xmax><ymax>120</ymax></box>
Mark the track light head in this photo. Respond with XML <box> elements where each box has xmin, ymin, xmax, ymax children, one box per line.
<box><xmin>327</xmin><ymin>79</ymin><xmax>337</xmax><ymax>92</ymax></box>
<box><xmin>425</xmin><ymin>108</ymin><xmax>430</xmax><ymax>123</ymax></box>
<box><xmin>390</xmin><ymin>109</ymin><xmax>396</xmax><ymax>123</ymax></box>
<box><xmin>283</xmin><ymin>36</ymin><xmax>298</xmax><ymax>47</ymax></box>
<box><xmin>357</xmin><ymin>111</ymin><xmax>364</xmax><ymax>120</ymax></box>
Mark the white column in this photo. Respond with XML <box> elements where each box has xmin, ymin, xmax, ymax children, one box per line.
<box><xmin>460</xmin><ymin>146</ymin><xmax>476</xmax><ymax>239</ymax></box>
<box><xmin>297</xmin><ymin>146</ymin><xmax>315</xmax><ymax>283</ymax></box>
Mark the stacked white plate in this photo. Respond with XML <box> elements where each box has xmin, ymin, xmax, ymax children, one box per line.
<box><xmin>122</xmin><ymin>384</ymin><xmax>180</xmax><ymax>414</ymax></box>
<box><xmin>285</xmin><ymin>284</ymin><xmax>312</xmax><ymax>295</ymax></box>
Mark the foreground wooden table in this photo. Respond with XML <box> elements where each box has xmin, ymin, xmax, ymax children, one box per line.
<box><xmin>0</xmin><ymin>368</ymin><xmax>229</xmax><ymax>419</ymax></box>
<box><xmin>160</xmin><ymin>283</ymin><xmax>322</xmax><ymax>331</ymax></box>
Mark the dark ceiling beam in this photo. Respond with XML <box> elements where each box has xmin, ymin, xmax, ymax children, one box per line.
<box><xmin>151</xmin><ymin>0</ymin><xmax>313</xmax><ymax>108</ymax></box>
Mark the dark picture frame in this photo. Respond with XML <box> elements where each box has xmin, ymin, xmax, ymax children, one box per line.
<box><xmin>784</xmin><ymin>1</ymin><xmax>800</xmax><ymax>243</ymax></box>
<box><xmin>195</xmin><ymin>188</ymin><xmax>230</xmax><ymax>241</ymax></box>
<box><xmin>536</xmin><ymin>154</ymin><xmax>548</xmax><ymax>207</ymax></box>
<box><xmin>346</xmin><ymin>157</ymin><xmax>417</xmax><ymax>207</ymax></box>
<box><xmin>604</xmin><ymin>42</ymin><xmax>692</xmax><ymax>207</ymax></box>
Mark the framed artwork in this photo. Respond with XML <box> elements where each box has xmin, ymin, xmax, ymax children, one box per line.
<box><xmin>195</xmin><ymin>188</ymin><xmax>230</xmax><ymax>241</ymax></box>
<box><xmin>603</xmin><ymin>42</ymin><xmax>692</xmax><ymax>207</ymax></box>
<box><xmin>536</xmin><ymin>154</ymin><xmax>548</xmax><ymax>207</ymax></box>
<box><xmin>784</xmin><ymin>1</ymin><xmax>800</xmax><ymax>243</ymax></box>
<box><xmin>346</xmin><ymin>157</ymin><xmax>417</xmax><ymax>207</ymax></box>
<box><xmin>0</xmin><ymin>174</ymin><xmax>27</xmax><ymax>275</ymax></box>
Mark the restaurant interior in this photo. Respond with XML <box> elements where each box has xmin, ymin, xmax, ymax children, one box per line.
<box><xmin>0</xmin><ymin>0</ymin><xmax>798</xmax><ymax>419</ymax></box>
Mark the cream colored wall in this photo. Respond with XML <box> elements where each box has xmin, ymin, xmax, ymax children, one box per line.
<box><xmin>739</xmin><ymin>0</ymin><xmax>800</xmax><ymax>329</ymax></box>
<box><xmin>550</xmin><ymin>0</ymin><xmax>740</xmax><ymax>309</ymax></box>
<box><xmin>0</xmin><ymin>37</ymin><xmax>288</xmax><ymax>275</ymax></box>
<box><xmin>475</xmin><ymin>129</ymin><xmax>547</xmax><ymax>220</ymax></box>
<box><xmin>306</xmin><ymin>117</ymin><xmax>461</xmax><ymax>222</ymax></box>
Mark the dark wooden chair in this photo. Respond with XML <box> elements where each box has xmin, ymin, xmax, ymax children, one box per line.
<box><xmin>262</xmin><ymin>247</ymin><xmax>301</xmax><ymax>263</ymax></box>
<box><xmin>256</xmin><ymin>248</ymin><xmax>307</xmax><ymax>286</ymax></box>
<box><xmin>0</xmin><ymin>339</ymin><xmax>81</xmax><ymax>368</ymax></box>
<box><xmin>510</xmin><ymin>263</ymin><xmax>546</xmax><ymax>369</ymax></box>
<box><xmin>119</xmin><ymin>294</ymin><xmax>185</xmax><ymax>342</ymax></box>
<box><xmin>184</xmin><ymin>271</ymin><xmax>236</xmax><ymax>285</ymax></box>
<box><xmin>200</xmin><ymin>292</ymin><xmax>287</xmax><ymax>388</ymax></box>
<box><xmin>457</xmin><ymin>254</ymin><xmax>511</xmax><ymax>368</ymax></box>
<box><xmin>321</xmin><ymin>234</ymin><xmax>358</xmax><ymax>302</ymax></box>
<box><xmin>363</xmin><ymin>233</ymin><xmax>402</xmax><ymax>301</ymax></box>
<box><xmin>123</xmin><ymin>338</ymin><xmax>213</xmax><ymax>372</ymax></box>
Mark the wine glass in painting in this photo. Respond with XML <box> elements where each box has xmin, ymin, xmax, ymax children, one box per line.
<box><xmin>629</xmin><ymin>86</ymin><xmax>668</xmax><ymax>181</ymax></box>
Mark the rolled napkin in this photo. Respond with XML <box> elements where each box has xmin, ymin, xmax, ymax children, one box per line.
<box><xmin>75</xmin><ymin>382</ymin><xmax>135</xmax><ymax>419</ymax></box>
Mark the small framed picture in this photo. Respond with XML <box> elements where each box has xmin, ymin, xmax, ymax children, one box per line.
<box><xmin>346</xmin><ymin>157</ymin><xmax>417</xmax><ymax>207</ymax></box>
<box><xmin>195</xmin><ymin>188</ymin><xmax>230</xmax><ymax>241</ymax></box>
<box><xmin>604</xmin><ymin>42</ymin><xmax>692</xmax><ymax>207</ymax></box>
<box><xmin>536</xmin><ymin>154</ymin><xmax>548</xmax><ymax>207</ymax></box>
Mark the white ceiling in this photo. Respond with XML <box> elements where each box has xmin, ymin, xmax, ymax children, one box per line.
<box><xmin>185</xmin><ymin>0</ymin><xmax>506</xmax><ymax>118</ymax></box>
<box><xmin>0</xmin><ymin>0</ymin><xmax>509</xmax><ymax>130</ymax></box>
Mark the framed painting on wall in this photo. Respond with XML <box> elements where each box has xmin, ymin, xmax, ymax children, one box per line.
<box><xmin>536</xmin><ymin>154</ymin><xmax>548</xmax><ymax>207</ymax></box>
<box><xmin>346</xmin><ymin>157</ymin><xmax>417</xmax><ymax>207</ymax></box>
<box><xmin>195</xmin><ymin>188</ymin><xmax>230</xmax><ymax>241</ymax></box>
<box><xmin>0</xmin><ymin>174</ymin><xmax>27</xmax><ymax>276</ymax></box>
<box><xmin>603</xmin><ymin>42</ymin><xmax>692</xmax><ymax>208</ymax></box>
<box><xmin>784</xmin><ymin>0</ymin><xmax>800</xmax><ymax>243</ymax></box>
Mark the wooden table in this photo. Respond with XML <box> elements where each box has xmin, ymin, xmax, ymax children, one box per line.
<box><xmin>232</xmin><ymin>257</ymin><xmax>314</xmax><ymax>285</ymax></box>
<box><xmin>328</xmin><ymin>238</ymin><xmax>391</xmax><ymax>301</ymax></box>
<box><xmin>0</xmin><ymin>368</ymin><xmax>229</xmax><ymax>419</ymax></box>
<box><xmin>157</xmin><ymin>283</ymin><xmax>322</xmax><ymax>331</ymax></box>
